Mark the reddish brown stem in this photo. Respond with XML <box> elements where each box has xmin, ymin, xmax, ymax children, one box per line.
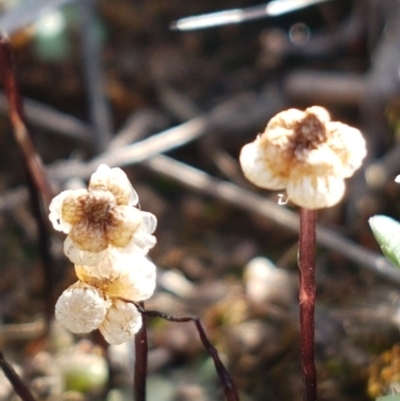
<box><xmin>0</xmin><ymin>36</ymin><xmax>54</xmax><ymax>329</ymax></box>
<box><xmin>134</xmin><ymin>301</ymin><xmax>148</xmax><ymax>401</ymax></box>
<box><xmin>0</xmin><ymin>37</ymin><xmax>53</xmax><ymax>205</ymax></box>
<box><xmin>0</xmin><ymin>350</ymin><xmax>37</xmax><ymax>401</ymax></box>
<box><xmin>299</xmin><ymin>208</ymin><xmax>317</xmax><ymax>401</ymax></box>
<box><xmin>0</xmin><ymin>36</ymin><xmax>55</xmax><ymax>324</ymax></box>
<box><xmin>133</xmin><ymin>303</ymin><xmax>239</xmax><ymax>401</ymax></box>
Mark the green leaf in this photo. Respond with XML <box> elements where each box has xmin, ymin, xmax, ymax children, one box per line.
<box><xmin>369</xmin><ymin>215</ymin><xmax>400</xmax><ymax>268</ymax></box>
<box><xmin>376</xmin><ymin>395</ymin><xmax>400</xmax><ymax>401</ymax></box>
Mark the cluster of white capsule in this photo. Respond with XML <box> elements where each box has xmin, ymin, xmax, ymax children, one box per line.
<box><xmin>49</xmin><ymin>164</ymin><xmax>157</xmax><ymax>344</ymax></box>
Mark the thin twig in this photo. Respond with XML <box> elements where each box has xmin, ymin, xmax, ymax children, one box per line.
<box><xmin>0</xmin><ymin>37</ymin><xmax>55</xmax><ymax>323</ymax></box>
<box><xmin>0</xmin><ymin>91</ymin><xmax>397</xmax><ymax>284</ymax></box>
<box><xmin>134</xmin><ymin>303</ymin><xmax>239</xmax><ymax>401</ymax></box>
<box><xmin>0</xmin><ymin>38</ymin><xmax>53</xmax><ymax>205</ymax></box>
<box><xmin>0</xmin><ymin>152</ymin><xmax>398</xmax><ymax>285</ymax></box>
<box><xmin>0</xmin><ymin>319</ymin><xmax>46</xmax><ymax>341</ymax></box>
<box><xmin>284</xmin><ymin>71</ymin><xmax>365</xmax><ymax>106</ymax></box>
<box><xmin>144</xmin><ymin>155</ymin><xmax>400</xmax><ymax>285</ymax></box>
<box><xmin>80</xmin><ymin>0</ymin><xmax>112</xmax><ymax>153</ymax></box>
<box><xmin>0</xmin><ymin>350</ymin><xmax>37</xmax><ymax>401</ymax></box>
<box><xmin>50</xmin><ymin>91</ymin><xmax>284</xmax><ymax>181</ymax></box>
<box><xmin>134</xmin><ymin>301</ymin><xmax>148</xmax><ymax>401</ymax></box>
<box><xmin>89</xmin><ymin>116</ymin><xmax>208</xmax><ymax>171</ymax></box>
<box><xmin>0</xmin><ymin>93</ymin><xmax>92</xmax><ymax>143</ymax></box>
<box><xmin>0</xmin><ymin>152</ymin><xmax>397</xmax><ymax>285</ymax></box>
<box><xmin>298</xmin><ymin>209</ymin><xmax>317</xmax><ymax>401</ymax></box>
<box><xmin>109</xmin><ymin>109</ymin><xmax>168</xmax><ymax>150</ymax></box>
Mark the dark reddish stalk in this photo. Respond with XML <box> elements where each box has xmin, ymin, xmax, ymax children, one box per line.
<box><xmin>134</xmin><ymin>301</ymin><xmax>148</xmax><ymax>401</ymax></box>
<box><xmin>298</xmin><ymin>208</ymin><xmax>317</xmax><ymax>401</ymax></box>
<box><xmin>0</xmin><ymin>350</ymin><xmax>37</xmax><ymax>401</ymax></box>
<box><xmin>0</xmin><ymin>37</ymin><xmax>55</xmax><ymax>324</ymax></box>
<box><xmin>0</xmin><ymin>37</ymin><xmax>53</xmax><ymax>204</ymax></box>
<box><xmin>134</xmin><ymin>303</ymin><xmax>239</xmax><ymax>401</ymax></box>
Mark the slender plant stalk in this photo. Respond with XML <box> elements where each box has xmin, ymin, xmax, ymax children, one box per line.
<box><xmin>133</xmin><ymin>303</ymin><xmax>239</xmax><ymax>401</ymax></box>
<box><xmin>298</xmin><ymin>208</ymin><xmax>317</xmax><ymax>401</ymax></box>
<box><xmin>0</xmin><ymin>350</ymin><xmax>37</xmax><ymax>401</ymax></box>
<box><xmin>134</xmin><ymin>301</ymin><xmax>148</xmax><ymax>401</ymax></box>
<box><xmin>0</xmin><ymin>37</ymin><xmax>53</xmax><ymax>204</ymax></box>
<box><xmin>0</xmin><ymin>37</ymin><xmax>55</xmax><ymax>325</ymax></box>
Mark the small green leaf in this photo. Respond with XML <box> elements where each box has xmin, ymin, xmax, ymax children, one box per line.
<box><xmin>369</xmin><ymin>215</ymin><xmax>400</xmax><ymax>268</ymax></box>
<box><xmin>376</xmin><ymin>395</ymin><xmax>400</xmax><ymax>401</ymax></box>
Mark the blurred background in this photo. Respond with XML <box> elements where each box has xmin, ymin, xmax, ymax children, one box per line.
<box><xmin>2</xmin><ymin>1</ymin><xmax>400</xmax><ymax>400</ymax></box>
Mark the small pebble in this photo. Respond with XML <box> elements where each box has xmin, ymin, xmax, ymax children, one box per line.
<box><xmin>243</xmin><ymin>257</ymin><xmax>295</xmax><ymax>308</ymax></box>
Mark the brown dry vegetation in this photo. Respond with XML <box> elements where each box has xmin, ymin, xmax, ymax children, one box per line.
<box><xmin>1</xmin><ymin>1</ymin><xmax>400</xmax><ymax>401</ymax></box>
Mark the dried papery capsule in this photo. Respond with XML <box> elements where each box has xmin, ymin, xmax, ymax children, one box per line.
<box><xmin>99</xmin><ymin>300</ymin><xmax>143</xmax><ymax>345</ymax></box>
<box><xmin>49</xmin><ymin>164</ymin><xmax>157</xmax><ymax>266</ymax></box>
<box><xmin>89</xmin><ymin>164</ymin><xmax>139</xmax><ymax>206</ymax></box>
<box><xmin>55</xmin><ymin>282</ymin><xmax>111</xmax><ymax>334</ymax></box>
<box><xmin>240</xmin><ymin>106</ymin><xmax>366</xmax><ymax>209</ymax></box>
<box><xmin>50</xmin><ymin>164</ymin><xmax>158</xmax><ymax>345</ymax></box>
<box><xmin>54</xmin><ymin>255</ymin><xmax>155</xmax><ymax>343</ymax></box>
<box><xmin>75</xmin><ymin>255</ymin><xmax>157</xmax><ymax>300</ymax></box>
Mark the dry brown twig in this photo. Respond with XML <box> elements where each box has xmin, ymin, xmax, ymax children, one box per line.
<box><xmin>0</xmin><ymin>37</ymin><xmax>55</xmax><ymax>325</ymax></box>
<box><xmin>0</xmin><ymin>84</ymin><xmax>396</xmax><ymax>284</ymax></box>
<box><xmin>144</xmin><ymin>154</ymin><xmax>400</xmax><ymax>285</ymax></box>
